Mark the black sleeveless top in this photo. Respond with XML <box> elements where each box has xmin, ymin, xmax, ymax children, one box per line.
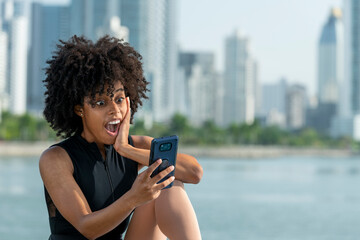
<box><xmin>44</xmin><ymin>135</ymin><xmax>138</xmax><ymax>240</ymax></box>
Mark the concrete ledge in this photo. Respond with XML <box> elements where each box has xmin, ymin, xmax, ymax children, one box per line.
<box><xmin>0</xmin><ymin>141</ymin><xmax>55</xmax><ymax>157</ymax></box>
<box><xmin>0</xmin><ymin>141</ymin><xmax>357</xmax><ymax>158</ymax></box>
<box><xmin>179</xmin><ymin>145</ymin><xmax>357</xmax><ymax>159</ymax></box>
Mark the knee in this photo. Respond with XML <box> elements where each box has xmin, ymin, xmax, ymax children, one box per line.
<box><xmin>172</xmin><ymin>180</ymin><xmax>184</xmax><ymax>188</ymax></box>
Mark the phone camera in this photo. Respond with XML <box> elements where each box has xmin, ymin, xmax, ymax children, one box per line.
<box><xmin>159</xmin><ymin>143</ymin><xmax>172</xmax><ymax>152</ymax></box>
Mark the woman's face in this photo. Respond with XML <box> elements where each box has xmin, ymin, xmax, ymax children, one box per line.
<box><xmin>78</xmin><ymin>81</ymin><xmax>128</xmax><ymax>145</ymax></box>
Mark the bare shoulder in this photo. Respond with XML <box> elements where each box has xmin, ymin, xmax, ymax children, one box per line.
<box><xmin>130</xmin><ymin>135</ymin><xmax>153</xmax><ymax>171</ymax></box>
<box><xmin>39</xmin><ymin>145</ymin><xmax>74</xmax><ymax>178</ymax></box>
<box><xmin>39</xmin><ymin>146</ymin><xmax>93</xmax><ymax>233</ymax></box>
<box><xmin>131</xmin><ymin>135</ymin><xmax>153</xmax><ymax>149</ymax></box>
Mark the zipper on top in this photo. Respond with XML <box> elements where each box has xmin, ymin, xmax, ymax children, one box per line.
<box><xmin>103</xmin><ymin>159</ymin><xmax>115</xmax><ymax>202</ymax></box>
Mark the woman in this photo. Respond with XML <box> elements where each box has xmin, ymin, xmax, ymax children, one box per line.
<box><xmin>39</xmin><ymin>35</ymin><xmax>203</xmax><ymax>240</ymax></box>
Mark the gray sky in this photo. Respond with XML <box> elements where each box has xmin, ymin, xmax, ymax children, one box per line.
<box><xmin>179</xmin><ymin>0</ymin><xmax>343</xmax><ymax>95</ymax></box>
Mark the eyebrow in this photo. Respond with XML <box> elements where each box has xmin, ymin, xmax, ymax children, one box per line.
<box><xmin>115</xmin><ymin>88</ymin><xmax>125</xmax><ymax>93</ymax></box>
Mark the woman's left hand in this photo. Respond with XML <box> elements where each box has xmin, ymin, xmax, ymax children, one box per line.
<box><xmin>114</xmin><ymin>97</ymin><xmax>131</xmax><ymax>150</ymax></box>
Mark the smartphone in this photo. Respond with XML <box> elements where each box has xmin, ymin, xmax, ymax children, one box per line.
<box><xmin>149</xmin><ymin>135</ymin><xmax>178</xmax><ymax>189</ymax></box>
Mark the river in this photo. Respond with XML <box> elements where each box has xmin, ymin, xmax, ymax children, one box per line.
<box><xmin>1</xmin><ymin>156</ymin><xmax>360</xmax><ymax>239</ymax></box>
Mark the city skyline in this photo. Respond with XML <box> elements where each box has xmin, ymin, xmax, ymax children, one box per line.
<box><xmin>178</xmin><ymin>0</ymin><xmax>342</xmax><ymax>95</ymax></box>
<box><xmin>1</xmin><ymin>0</ymin><xmax>357</xmax><ymax>134</ymax></box>
<box><xmin>16</xmin><ymin>0</ymin><xmax>342</xmax><ymax>95</ymax></box>
<box><xmin>19</xmin><ymin>0</ymin><xmax>344</xmax><ymax>95</ymax></box>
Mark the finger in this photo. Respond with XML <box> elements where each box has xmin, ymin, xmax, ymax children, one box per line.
<box><xmin>126</xmin><ymin>97</ymin><xmax>131</xmax><ymax>121</ymax></box>
<box><xmin>144</xmin><ymin>159</ymin><xmax>162</xmax><ymax>178</ymax></box>
<box><xmin>118</xmin><ymin>97</ymin><xmax>131</xmax><ymax>132</ymax></box>
<box><xmin>150</xmin><ymin>165</ymin><xmax>175</xmax><ymax>185</ymax></box>
<box><xmin>155</xmin><ymin>176</ymin><xmax>175</xmax><ymax>191</ymax></box>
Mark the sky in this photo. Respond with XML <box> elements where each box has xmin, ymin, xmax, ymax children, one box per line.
<box><xmin>36</xmin><ymin>0</ymin><xmax>343</xmax><ymax>95</ymax></box>
<box><xmin>178</xmin><ymin>0</ymin><xmax>343</xmax><ymax>95</ymax></box>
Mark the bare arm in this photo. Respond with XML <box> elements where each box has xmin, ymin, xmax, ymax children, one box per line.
<box><xmin>39</xmin><ymin>146</ymin><xmax>174</xmax><ymax>239</ymax></box>
<box><xmin>114</xmin><ymin>98</ymin><xmax>203</xmax><ymax>184</ymax></box>
<box><xmin>117</xmin><ymin>135</ymin><xmax>203</xmax><ymax>184</ymax></box>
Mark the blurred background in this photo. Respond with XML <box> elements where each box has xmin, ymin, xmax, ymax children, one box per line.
<box><xmin>1</xmin><ymin>0</ymin><xmax>360</xmax><ymax>239</ymax></box>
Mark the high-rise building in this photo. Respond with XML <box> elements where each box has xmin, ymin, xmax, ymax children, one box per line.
<box><xmin>315</xmin><ymin>8</ymin><xmax>344</xmax><ymax>135</ymax></box>
<box><xmin>163</xmin><ymin>0</ymin><xmax>178</xmax><ymax>118</ymax></box>
<box><xmin>27</xmin><ymin>3</ymin><xmax>70</xmax><ymax>114</ymax></box>
<box><xmin>67</xmin><ymin>0</ymin><xmax>179</xmax><ymax>122</ymax></box>
<box><xmin>120</xmin><ymin>0</ymin><xmax>178</xmax><ymax>122</ymax></box>
<box><xmin>0</xmin><ymin>30</ymin><xmax>8</xmax><ymax>115</ymax></box>
<box><xmin>344</xmin><ymin>0</ymin><xmax>360</xmax><ymax>115</ymax></box>
<box><xmin>92</xmin><ymin>0</ymin><xmax>111</xmax><ymax>40</ymax></box>
<box><xmin>261</xmin><ymin>78</ymin><xmax>288</xmax><ymax>128</ymax></box>
<box><xmin>223</xmin><ymin>30</ymin><xmax>258</xmax><ymax>126</ymax></box>
<box><xmin>1</xmin><ymin>0</ymin><xmax>28</xmax><ymax>115</ymax></box>
<box><xmin>69</xmin><ymin>0</ymin><xmax>110</xmax><ymax>40</ymax></box>
<box><xmin>331</xmin><ymin>1</ymin><xmax>360</xmax><ymax>140</ymax></box>
<box><xmin>318</xmin><ymin>8</ymin><xmax>344</xmax><ymax>105</ymax></box>
<box><xmin>9</xmin><ymin>15</ymin><xmax>27</xmax><ymax>114</ymax></box>
<box><xmin>179</xmin><ymin>52</ymin><xmax>220</xmax><ymax>126</ymax></box>
<box><xmin>69</xmin><ymin>0</ymin><xmax>86</xmax><ymax>37</ymax></box>
<box><xmin>70</xmin><ymin>0</ymin><xmax>119</xmax><ymax>40</ymax></box>
<box><xmin>97</xmin><ymin>16</ymin><xmax>129</xmax><ymax>42</ymax></box>
<box><xmin>285</xmin><ymin>84</ymin><xmax>307</xmax><ymax>130</ymax></box>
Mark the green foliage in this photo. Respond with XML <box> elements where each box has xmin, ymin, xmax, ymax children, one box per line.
<box><xmin>0</xmin><ymin>111</ymin><xmax>57</xmax><ymax>141</ymax></box>
<box><xmin>169</xmin><ymin>113</ymin><xmax>190</xmax><ymax>134</ymax></box>
<box><xmin>258</xmin><ymin>125</ymin><xmax>284</xmax><ymax>145</ymax></box>
<box><xmin>2</xmin><ymin>111</ymin><xmax>359</xmax><ymax>148</ymax></box>
<box><xmin>129</xmin><ymin>114</ymin><xmax>358</xmax><ymax>149</ymax></box>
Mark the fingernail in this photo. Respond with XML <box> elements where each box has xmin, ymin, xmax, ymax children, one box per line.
<box><xmin>170</xmin><ymin>165</ymin><xmax>174</xmax><ymax>171</ymax></box>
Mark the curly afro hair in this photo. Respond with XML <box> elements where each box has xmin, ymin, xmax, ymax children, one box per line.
<box><xmin>43</xmin><ymin>35</ymin><xmax>149</xmax><ymax>138</ymax></box>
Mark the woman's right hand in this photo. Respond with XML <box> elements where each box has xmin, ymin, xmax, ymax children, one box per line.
<box><xmin>129</xmin><ymin>159</ymin><xmax>175</xmax><ymax>207</ymax></box>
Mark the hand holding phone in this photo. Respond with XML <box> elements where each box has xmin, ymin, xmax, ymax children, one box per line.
<box><xmin>149</xmin><ymin>135</ymin><xmax>178</xmax><ymax>189</ymax></box>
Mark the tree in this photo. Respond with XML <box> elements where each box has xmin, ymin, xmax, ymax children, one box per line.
<box><xmin>169</xmin><ymin>113</ymin><xmax>190</xmax><ymax>135</ymax></box>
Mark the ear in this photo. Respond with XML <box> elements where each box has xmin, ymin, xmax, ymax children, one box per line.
<box><xmin>74</xmin><ymin>105</ymin><xmax>83</xmax><ymax>117</ymax></box>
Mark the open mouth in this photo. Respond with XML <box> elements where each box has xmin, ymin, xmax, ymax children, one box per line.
<box><xmin>105</xmin><ymin>119</ymin><xmax>120</xmax><ymax>136</ymax></box>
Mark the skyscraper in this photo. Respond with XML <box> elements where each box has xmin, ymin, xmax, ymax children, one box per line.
<box><xmin>69</xmin><ymin>0</ymin><xmax>86</xmax><ymax>37</ymax></box>
<box><xmin>1</xmin><ymin>0</ymin><xmax>28</xmax><ymax>115</ymax></box>
<box><xmin>344</xmin><ymin>0</ymin><xmax>360</xmax><ymax>115</ymax></box>
<box><xmin>27</xmin><ymin>3</ymin><xmax>70</xmax><ymax>114</ymax></box>
<box><xmin>332</xmin><ymin>0</ymin><xmax>360</xmax><ymax>140</ymax></box>
<box><xmin>0</xmin><ymin>30</ymin><xmax>8</xmax><ymax>115</ymax></box>
<box><xmin>179</xmin><ymin>52</ymin><xmax>220</xmax><ymax>126</ymax></box>
<box><xmin>9</xmin><ymin>15</ymin><xmax>27</xmax><ymax>114</ymax></box>
<box><xmin>66</xmin><ymin>0</ymin><xmax>178</xmax><ymax>122</ymax></box>
<box><xmin>120</xmin><ymin>0</ymin><xmax>178</xmax><ymax>122</ymax></box>
<box><xmin>223</xmin><ymin>30</ymin><xmax>258</xmax><ymax>126</ymax></box>
<box><xmin>318</xmin><ymin>8</ymin><xmax>344</xmax><ymax>105</ymax></box>
<box><xmin>316</xmin><ymin>8</ymin><xmax>344</xmax><ymax>135</ymax></box>
<box><xmin>286</xmin><ymin>84</ymin><xmax>307</xmax><ymax>130</ymax></box>
<box><xmin>261</xmin><ymin>78</ymin><xmax>288</xmax><ymax>128</ymax></box>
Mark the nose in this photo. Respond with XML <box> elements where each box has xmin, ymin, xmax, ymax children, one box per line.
<box><xmin>108</xmin><ymin>100</ymin><xmax>120</xmax><ymax>115</ymax></box>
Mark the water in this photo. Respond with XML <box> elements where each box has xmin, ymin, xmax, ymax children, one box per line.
<box><xmin>1</xmin><ymin>156</ymin><xmax>360</xmax><ymax>240</ymax></box>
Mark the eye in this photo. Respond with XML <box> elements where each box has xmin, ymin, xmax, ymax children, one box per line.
<box><xmin>116</xmin><ymin>97</ymin><xmax>124</xmax><ymax>104</ymax></box>
<box><xmin>95</xmin><ymin>100</ymin><xmax>105</xmax><ymax>106</ymax></box>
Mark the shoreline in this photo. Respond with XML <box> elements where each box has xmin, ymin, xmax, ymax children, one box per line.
<box><xmin>179</xmin><ymin>145</ymin><xmax>358</xmax><ymax>158</ymax></box>
<box><xmin>0</xmin><ymin>141</ymin><xmax>358</xmax><ymax>158</ymax></box>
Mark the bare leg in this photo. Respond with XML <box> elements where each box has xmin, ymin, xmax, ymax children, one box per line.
<box><xmin>155</xmin><ymin>180</ymin><xmax>202</xmax><ymax>240</ymax></box>
<box><xmin>124</xmin><ymin>200</ymin><xmax>167</xmax><ymax>240</ymax></box>
<box><xmin>125</xmin><ymin>180</ymin><xmax>201</xmax><ymax>240</ymax></box>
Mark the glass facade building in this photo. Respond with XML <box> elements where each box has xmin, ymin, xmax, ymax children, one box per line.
<box><xmin>318</xmin><ymin>8</ymin><xmax>344</xmax><ymax>105</ymax></box>
<box><xmin>1</xmin><ymin>0</ymin><xmax>29</xmax><ymax>114</ymax></box>
<box><xmin>223</xmin><ymin>30</ymin><xmax>258</xmax><ymax>126</ymax></box>
<box><xmin>120</xmin><ymin>0</ymin><xmax>178</xmax><ymax>122</ymax></box>
<box><xmin>27</xmin><ymin>3</ymin><xmax>70</xmax><ymax>114</ymax></box>
<box><xmin>344</xmin><ymin>0</ymin><xmax>360</xmax><ymax>115</ymax></box>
